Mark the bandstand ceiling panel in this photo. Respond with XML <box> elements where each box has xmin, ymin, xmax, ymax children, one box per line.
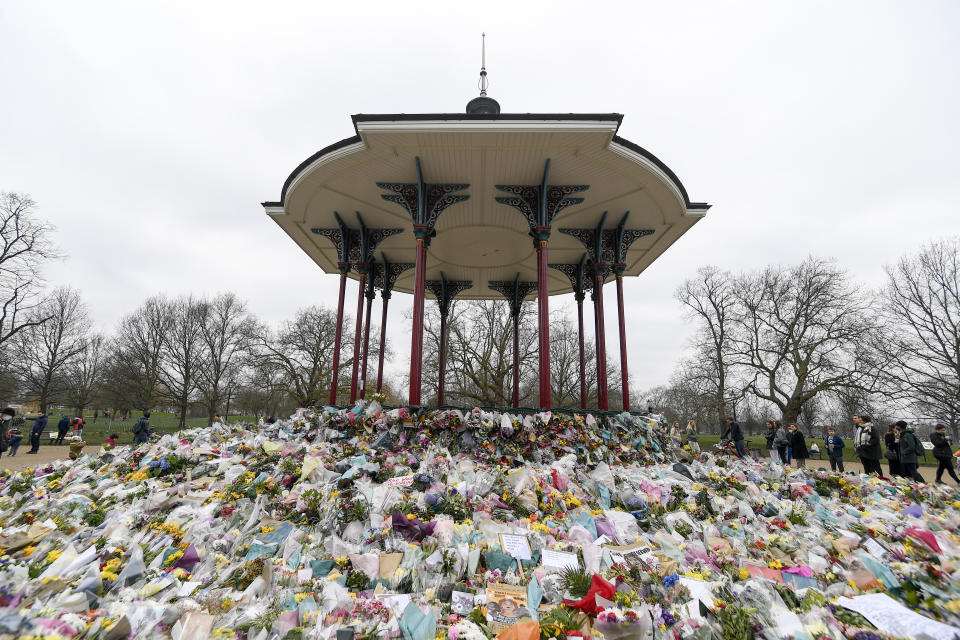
<box><xmin>264</xmin><ymin>114</ymin><xmax>709</xmax><ymax>299</ymax></box>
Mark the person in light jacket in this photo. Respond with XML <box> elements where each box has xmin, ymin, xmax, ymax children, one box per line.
<box><xmin>825</xmin><ymin>427</ymin><xmax>845</xmax><ymax>473</ymax></box>
<box><xmin>685</xmin><ymin>420</ymin><xmax>700</xmax><ymax>454</ymax></box>
<box><xmin>853</xmin><ymin>414</ymin><xmax>883</xmax><ymax>475</ymax></box>
<box><xmin>764</xmin><ymin>421</ymin><xmax>780</xmax><ymax>463</ymax></box>
<box><xmin>773</xmin><ymin>421</ymin><xmax>790</xmax><ymax>464</ymax></box>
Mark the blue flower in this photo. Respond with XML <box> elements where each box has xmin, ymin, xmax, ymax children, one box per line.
<box><xmin>662</xmin><ymin>573</ymin><xmax>679</xmax><ymax>588</ymax></box>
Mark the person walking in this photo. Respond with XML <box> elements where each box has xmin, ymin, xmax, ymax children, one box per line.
<box><xmin>825</xmin><ymin>427</ymin><xmax>845</xmax><ymax>473</ymax></box>
<box><xmin>788</xmin><ymin>424</ymin><xmax>808</xmax><ymax>468</ymax></box>
<box><xmin>685</xmin><ymin>420</ymin><xmax>701</xmax><ymax>454</ymax></box>
<box><xmin>55</xmin><ymin>414</ymin><xmax>71</xmax><ymax>445</ymax></box>
<box><xmin>132</xmin><ymin>411</ymin><xmax>151</xmax><ymax>445</ymax></box>
<box><xmin>853</xmin><ymin>414</ymin><xmax>883</xmax><ymax>475</ymax></box>
<box><xmin>722</xmin><ymin>417</ymin><xmax>746</xmax><ymax>458</ymax></box>
<box><xmin>25</xmin><ymin>411</ymin><xmax>48</xmax><ymax>454</ymax></box>
<box><xmin>93</xmin><ymin>409</ymin><xmax>99</xmax><ymax>424</ymax></box>
<box><xmin>772</xmin><ymin>421</ymin><xmax>789</xmax><ymax>464</ymax></box>
<box><xmin>884</xmin><ymin>424</ymin><xmax>902</xmax><ymax>478</ymax></box>
<box><xmin>897</xmin><ymin>421</ymin><xmax>924</xmax><ymax>482</ymax></box>
<box><xmin>764</xmin><ymin>421</ymin><xmax>780</xmax><ymax>463</ymax></box>
<box><xmin>0</xmin><ymin>408</ymin><xmax>10</xmax><ymax>459</ymax></box>
<box><xmin>931</xmin><ymin>424</ymin><xmax>960</xmax><ymax>485</ymax></box>
<box><xmin>7</xmin><ymin>425</ymin><xmax>22</xmax><ymax>456</ymax></box>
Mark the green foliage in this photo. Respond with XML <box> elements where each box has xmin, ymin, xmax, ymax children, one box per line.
<box><xmin>561</xmin><ymin>568</ymin><xmax>592</xmax><ymax>599</ymax></box>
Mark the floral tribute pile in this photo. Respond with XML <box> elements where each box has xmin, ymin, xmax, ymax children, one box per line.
<box><xmin>2</xmin><ymin>402</ymin><xmax>960</xmax><ymax>640</ymax></box>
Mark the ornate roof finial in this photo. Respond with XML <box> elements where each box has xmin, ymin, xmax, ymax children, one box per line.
<box><xmin>479</xmin><ymin>32</ymin><xmax>488</xmax><ymax>96</ymax></box>
<box><xmin>466</xmin><ymin>33</ymin><xmax>500</xmax><ymax>115</ymax></box>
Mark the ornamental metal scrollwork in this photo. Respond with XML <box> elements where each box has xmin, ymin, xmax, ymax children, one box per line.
<box><xmin>495</xmin><ymin>159</ymin><xmax>588</xmax><ymax>240</ymax></box>
<box><xmin>372</xmin><ymin>253</ymin><xmax>415</xmax><ymax>300</ymax></box>
<box><xmin>548</xmin><ymin>256</ymin><xmax>594</xmax><ymax>302</ymax></box>
<box><xmin>426</xmin><ymin>273</ymin><xmax>473</xmax><ymax>317</ymax></box>
<box><xmin>376</xmin><ymin>157</ymin><xmax>470</xmax><ymax>239</ymax></box>
<box><xmin>488</xmin><ymin>275</ymin><xmax>538</xmax><ymax>318</ymax></box>
<box><xmin>310</xmin><ymin>211</ymin><xmax>354</xmax><ymax>272</ymax></box>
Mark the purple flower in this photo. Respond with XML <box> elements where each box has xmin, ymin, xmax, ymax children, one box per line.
<box><xmin>661</xmin><ymin>612</ymin><xmax>676</xmax><ymax>626</ymax></box>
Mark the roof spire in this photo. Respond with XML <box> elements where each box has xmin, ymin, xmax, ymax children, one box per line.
<box><xmin>478</xmin><ymin>32</ymin><xmax>488</xmax><ymax>96</ymax></box>
<box><xmin>466</xmin><ymin>33</ymin><xmax>500</xmax><ymax>114</ymax></box>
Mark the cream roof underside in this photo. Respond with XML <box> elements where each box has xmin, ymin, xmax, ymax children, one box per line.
<box><xmin>265</xmin><ymin>117</ymin><xmax>707</xmax><ymax>299</ymax></box>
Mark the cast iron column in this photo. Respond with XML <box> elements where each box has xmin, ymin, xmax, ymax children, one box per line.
<box><xmin>496</xmin><ymin>159</ymin><xmax>588</xmax><ymax>410</ymax></box>
<box><xmin>359</xmin><ymin>272</ymin><xmax>375</xmax><ymax>399</ymax></box>
<box><xmin>593</xmin><ymin>267</ymin><xmax>609</xmax><ymax>411</ymax></box>
<box><xmin>349</xmin><ymin>271</ymin><xmax>367</xmax><ymax>403</ymax></box>
<box><xmin>536</xmin><ymin>239</ymin><xmax>551</xmax><ymax>408</ymax></box>
<box><xmin>426</xmin><ymin>274</ymin><xmax>472</xmax><ymax>407</ymax></box>
<box><xmin>576</xmin><ymin>291</ymin><xmax>587</xmax><ymax>410</ymax></box>
<box><xmin>377</xmin><ymin>292</ymin><xmax>389</xmax><ymax>394</ymax></box>
<box><xmin>615</xmin><ymin>274</ymin><xmax>629</xmax><ymax>411</ymax></box>
<box><xmin>513</xmin><ymin>313</ymin><xmax>521</xmax><ymax>407</ymax></box>
<box><xmin>489</xmin><ymin>275</ymin><xmax>537</xmax><ymax>409</ymax></box>
<box><xmin>377</xmin><ymin>157</ymin><xmax>470</xmax><ymax>407</ymax></box>
<box><xmin>410</xmin><ymin>238</ymin><xmax>427</xmax><ymax>405</ymax></box>
<box><xmin>330</xmin><ymin>270</ymin><xmax>348</xmax><ymax>405</ymax></box>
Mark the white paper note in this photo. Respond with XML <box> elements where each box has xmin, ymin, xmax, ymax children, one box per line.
<box><xmin>541</xmin><ymin>549</ymin><xmax>580</xmax><ymax>571</ymax></box>
<box><xmin>836</xmin><ymin>593</ymin><xmax>960</xmax><ymax>640</ymax></box>
<box><xmin>499</xmin><ymin>533</ymin><xmax>532</xmax><ymax>560</ymax></box>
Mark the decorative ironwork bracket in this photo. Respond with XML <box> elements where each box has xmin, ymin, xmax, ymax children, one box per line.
<box><xmin>426</xmin><ymin>273</ymin><xmax>473</xmax><ymax>317</ymax></box>
<box><xmin>495</xmin><ymin>159</ymin><xmax>589</xmax><ymax>243</ymax></box>
<box><xmin>310</xmin><ymin>211</ymin><xmax>354</xmax><ymax>274</ymax></box>
<box><xmin>377</xmin><ymin>157</ymin><xmax>470</xmax><ymax>242</ymax></box>
<box><xmin>348</xmin><ymin>212</ymin><xmax>403</xmax><ymax>274</ymax></box>
<box><xmin>488</xmin><ymin>273</ymin><xmax>538</xmax><ymax>318</ymax></box>
<box><xmin>372</xmin><ymin>253</ymin><xmax>415</xmax><ymax>301</ymax></box>
<box><xmin>603</xmin><ymin>212</ymin><xmax>654</xmax><ymax>275</ymax></box>
<box><xmin>549</xmin><ymin>254</ymin><xmax>594</xmax><ymax>302</ymax></box>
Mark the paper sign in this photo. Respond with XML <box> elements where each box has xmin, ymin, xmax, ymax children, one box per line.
<box><xmin>541</xmin><ymin>549</ymin><xmax>579</xmax><ymax>571</ymax></box>
<box><xmin>177</xmin><ymin>581</ymin><xmax>201</xmax><ymax>597</ymax></box>
<box><xmin>384</xmin><ymin>475</ymin><xmax>415</xmax><ymax>487</ymax></box>
<box><xmin>745</xmin><ymin>563</ymin><xmax>784</xmax><ymax>583</ymax></box>
<box><xmin>781</xmin><ymin>572</ymin><xmax>818</xmax><ymax>591</ymax></box>
<box><xmin>376</xmin><ymin>592</ymin><xmax>412</xmax><ymax>617</ymax></box>
<box><xmin>863</xmin><ymin>538</ymin><xmax>887</xmax><ymax>559</ymax></box>
<box><xmin>605</xmin><ymin>542</ymin><xmax>654</xmax><ymax>570</ymax></box>
<box><xmin>486</xmin><ymin>583</ymin><xmax>531</xmax><ymax>633</ymax></box>
<box><xmin>837</xmin><ymin>593</ymin><xmax>960</xmax><ymax>640</ymax></box>
<box><xmin>499</xmin><ymin>533</ymin><xmax>532</xmax><ymax>561</ymax></box>
<box><xmin>593</xmin><ymin>535</ymin><xmax>613</xmax><ymax>546</ymax></box>
<box><xmin>452</xmin><ymin>590</ymin><xmax>475</xmax><ymax>614</ymax></box>
<box><xmin>679</xmin><ymin>576</ymin><xmax>714</xmax><ymax>609</ymax></box>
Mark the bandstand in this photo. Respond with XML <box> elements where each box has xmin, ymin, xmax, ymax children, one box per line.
<box><xmin>263</xmin><ymin>66</ymin><xmax>709</xmax><ymax>412</ymax></box>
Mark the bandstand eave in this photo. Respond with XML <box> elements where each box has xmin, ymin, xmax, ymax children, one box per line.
<box><xmin>262</xmin><ymin>113</ymin><xmax>710</xmax><ymax>299</ymax></box>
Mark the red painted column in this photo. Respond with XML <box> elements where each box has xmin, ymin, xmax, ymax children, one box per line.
<box><xmin>376</xmin><ymin>294</ymin><xmax>389</xmax><ymax>394</ymax></box>
<box><xmin>537</xmin><ymin>239</ymin><xmax>551</xmax><ymax>409</ymax></box>
<box><xmin>409</xmin><ymin>237</ymin><xmax>427</xmax><ymax>405</ymax></box>
<box><xmin>616</xmin><ymin>274</ymin><xmax>630</xmax><ymax>411</ymax></box>
<box><xmin>329</xmin><ymin>272</ymin><xmax>348</xmax><ymax>405</ymax></box>
<box><xmin>512</xmin><ymin>312</ymin><xmax>520</xmax><ymax>408</ymax></box>
<box><xmin>594</xmin><ymin>273</ymin><xmax>609</xmax><ymax>411</ymax></box>
<box><xmin>438</xmin><ymin>312</ymin><xmax>448</xmax><ymax>406</ymax></box>
<box><xmin>349</xmin><ymin>273</ymin><xmax>366</xmax><ymax>403</ymax></box>
<box><xmin>577</xmin><ymin>297</ymin><xmax>586</xmax><ymax>411</ymax></box>
<box><xmin>359</xmin><ymin>290</ymin><xmax>374</xmax><ymax>399</ymax></box>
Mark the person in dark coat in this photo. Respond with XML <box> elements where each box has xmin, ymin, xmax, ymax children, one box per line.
<box><xmin>25</xmin><ymin>411</ymin><xmax>48</xmax><ymax>453</ymax></box>
<box><xmin>897</xmin><ymin>421</ymin><xmax>924</xmax><ymax>482</ymax></box>
<box><xmin>788</xmin><ymin>424</ymin><xmax>808</xmax><ymax>467</ymax></box>
<box><xmin>55</xmin><ymin>415</ymin><xmax>71</xmax><ymax>445</ymax></box>
<box><xmin>931</xmin><ymin>424</ymin><xmax>960</xmax><ymax>485</ymax></box>
<box><xmin>853</xmin><ymin>414</ymin><xmax>883</xmax><ymax>475</ymax></box>
<box><xmin>825</xmin><ymin>427</ymin><xmax>845</xmax><ymax>473</ymax></box>
<box><xmin>722</xmin><ymin>417</ymin><xmax>746</xmax><ymax>458</ymax></box>
<box><xmin>884</xmin><ymin>424</ymin><xmax>902</xmax><ymax>478</ymax></box>
<box><xmin>132</xmin><ymin>411</ymin><xmax>151</xmax><ymax>445</ymax></box>
<box><xmin>0</xmin><ymin>407</ymin><xmax>12</xmax><ymax>459</ymax></box>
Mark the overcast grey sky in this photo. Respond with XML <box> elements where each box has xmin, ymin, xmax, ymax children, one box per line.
<box><xmin>2</xmin><ymin>1</ymin><xmax>959</xmax><ymax>400</ymax></box>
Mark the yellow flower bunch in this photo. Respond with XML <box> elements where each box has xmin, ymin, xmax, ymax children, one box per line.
<box><xmin>150</xmin><ymin>521</ymin><xmax>186</xmax><ymax>538</ymax></box>
<box><xmin>100</xmin><ymin>569</ymin><xmax>119</xmax><ymax>582</ymax></box>
<box><xmin>529</xmin><ymin>522</ymin><xmax>551</xmax><ymax>534</ymax></box>
<box><xmin>738</xmin><ymin>568</ymin><xmax>750</xmax><ymax>580</ymax></box>
<box><xmin>768</xmin><ymin>560</ymin><xmax>783</xmax><ymax>570</ymax></box>
<box><xmin>21</xmin><ymin>545</ymin><xmax>37</xmax><ymax>557</ymax></box>
<box><xmin>126</xmin><ymin>471</ymin><xmax>148</xmax><ymax>482</ymax></box>
<box><xmin>45</xmin><ymin>549</ymin><xmax>63</xmax><ymax>564</ymax></box>
<box><xmin>104</xmin><ymin>558</ymin><xmax>122</xmax><ymax>572</ymax></box>
<box><xmin>261</xmin><ymin>525</ymin><xmax>276</xmax><ymax>534</ymax></box>
<box><xmin>164</xmin><ymin>550</ymin><xmax>184</xmax><ymax>566</ymax></box>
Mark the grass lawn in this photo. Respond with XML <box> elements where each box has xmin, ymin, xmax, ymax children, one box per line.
<box><xmin>695</xmin><ymin>433</ymin><xmax>939</xmax><ymax>467</ymax></box>
<box><xmin>33</xmin><ymin>412</ymin><xmax>256</xmax><ymax>445</ymax></box>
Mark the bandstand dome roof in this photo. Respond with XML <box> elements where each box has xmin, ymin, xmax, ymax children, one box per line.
<box><xmin>263</xmin><ymin>112</ymin><xmax>709</xmax><ymax>299</ymax></box>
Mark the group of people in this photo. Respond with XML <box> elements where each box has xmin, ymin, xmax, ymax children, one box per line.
<box><xmin>850</xmin><ymin>414</ymin><xmax>960</xmax><ymax>485</ymax></box>
<box><xmin>760</xmin><ymin>420</ymin><xmax>813</xmax><ymax>467</ymax></box>
<box><xmin>668</xmin><ymin>419</ymin><xmax>702</xmax><ymax>453</ymax></box>
<box><xmin>0</xmin><ymin>407</ymin><xmax>153</xmax><ymax>458</ymax></box>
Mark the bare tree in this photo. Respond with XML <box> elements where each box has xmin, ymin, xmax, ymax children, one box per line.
<box><xmin>111</xmin><ymin>296</ymin><xmax>172</xmax><ymax>411</ymax></box>
<box><xmin>881</xmin><ymin>238</ymin><xmax>960</xmax><ymax>439</ymax></box>
<box><xmin>0</xmin><ymin>193</ymin><xmax>57</xmax><ymax>349</ymax></box>
<box><xmin>16</xmin><ymin>287</ymin><xmax>91</xmax><ymax>412</ymax></box>
<box><xmin>64</xmin><ymin>332</ymin><xmax>105</xmax><ymax>417</ymax></box>
<box><xmin>255</xmin><ymin>305</ymin><xmax>362</xmax><ymax>407</ymax></box>
<box><xmin>730</xmin><ymin>257</ymin><xmax>880</xmax><ymax>425</ymax></box>
<box><xmin>161</xmin><ymin>295</ymin><xmax>205</xmax><ymax>427</ymax></box>
<box><xmin>676</xmin><ymin>266</ymin><xmax>737</xmax><ymax>427</ymax></box>
<box><xmin>549</xmin><ymin>312</ymin><xmax>622</xmax><ymax>409</ymax></box>
<box><xmin>421</xmin><ymin>300</ymin><xmax>538</xmax><ymax>407</ymax></box>
<box><xmin>197</xmin><ymin>293</ymin><xmax>256</xmax><ymax>424</ymax></box>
